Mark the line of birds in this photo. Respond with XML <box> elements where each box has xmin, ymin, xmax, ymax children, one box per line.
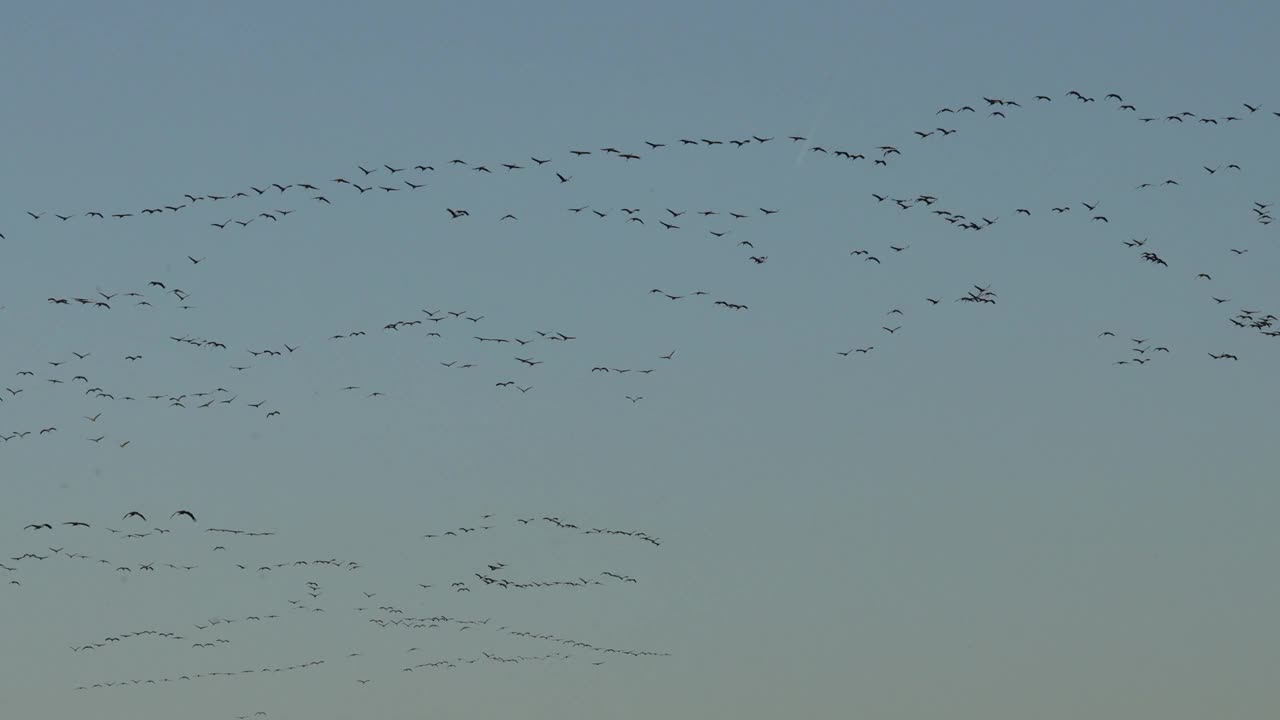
<box><xmin>5</xmin><ymin>507</ymin><xmax>668</xmax><ymax>699</ymax></box>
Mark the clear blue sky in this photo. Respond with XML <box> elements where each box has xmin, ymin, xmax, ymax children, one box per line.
<box><xmin>2</xmin><ymin>1</ymin><xmax>1278</xmax><ymax>718</ymax></box>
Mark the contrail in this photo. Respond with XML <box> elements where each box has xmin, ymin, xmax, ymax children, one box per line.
<box><xmin>794</xmin><ymin>68</ymin><xmax>843</xmax><ymax>167</ymax></box>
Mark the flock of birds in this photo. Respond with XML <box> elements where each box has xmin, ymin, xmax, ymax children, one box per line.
<box><xmin>3</xmin><ymin>85</ymin><xmax>1276</xmax><ymax>717</ymax></box>
<box><xmin>5</xmin><ymin>507</ymin><xmax>666</xmax><ymax>702</ymax></box>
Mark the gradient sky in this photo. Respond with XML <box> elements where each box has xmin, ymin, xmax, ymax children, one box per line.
<box><xmin>2</xmin><ymin>2</ymin><xmax>1279</xmax><ymax>718</ymax></box>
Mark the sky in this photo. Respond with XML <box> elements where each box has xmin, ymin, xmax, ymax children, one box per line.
<box><xmin>1</xmin><ymin>1</ymin><xmax>1278</xmax><ymax>718</ymax></box>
